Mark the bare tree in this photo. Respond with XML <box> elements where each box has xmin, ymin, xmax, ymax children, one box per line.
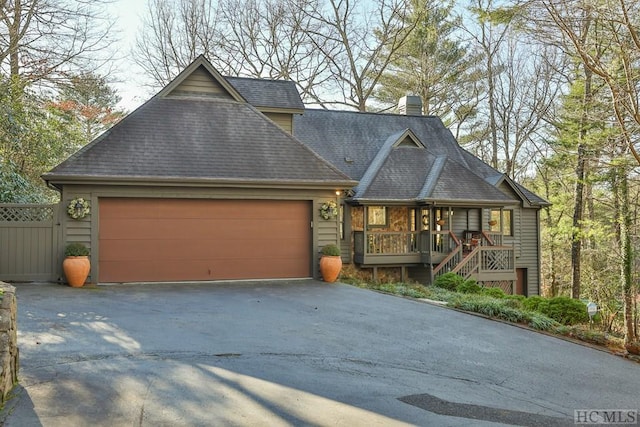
<box><xmin>541</xmin><ymin>0</ymin><xmax>640</xmax><ymax>165</ymax></box>
<box><xmin>214</xmin><ymin>0</ymin><xmax>332</xmax><ymax>105</ymax></box>
<box><xmin>299</xmin><ymin>0</ymin><xmax>417</xmax><ymax>111</ymax></box>
<box><xmin>0</xmin><ymin>0</ymin><xmax>118</xmax><ymax>84</ymax></box>
<box><xmin>134</xmin><ymin>0</ymin><xmax>330</xmax><ymax>105</ymax></box>
<box><xmin>460</xmin><ymin>0</ymin><xmax>564</xmax><ymax>178</ymax></box>
<box><xmin>134</xmin><ymin>0</ymin><xmax>220</xmax><ymax>86</ymax></box>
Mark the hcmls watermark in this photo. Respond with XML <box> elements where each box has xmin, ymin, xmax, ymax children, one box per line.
<box><xmin>575</xmin><ymin>409</ymin><xmax>638</xmax><ymax>425</ymax></box>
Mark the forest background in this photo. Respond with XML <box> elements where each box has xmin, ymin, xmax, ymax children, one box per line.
<box><xmin>1</xmin><ymin>0</ymin><xmax>639</xmax><ymax>345</ymax></box>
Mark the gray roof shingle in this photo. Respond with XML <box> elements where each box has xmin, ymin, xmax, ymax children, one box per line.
<box><xmin>293</xmin><ymin>109</ymin><xmax>524</xmax><ymax>204</ymax></box>
<box><xmin>44</xmin><ymin>97</ymin><xmax>352</xmax><ymax>185</ymax></box>
<box><xmin>226</xmin><ymin>77</ymin><xmax>304</xmax><ymax>111</ymax></box>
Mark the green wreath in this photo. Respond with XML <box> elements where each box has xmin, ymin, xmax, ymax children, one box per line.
<box><xmin>319</xmin><ymin>200</ymin><xmax>338</xmax><ymax>220</ymax></box>
<box><xmin>67</xmin><ymin>197</ymin><xmax>90</xmax><ymax>220</ymax></box>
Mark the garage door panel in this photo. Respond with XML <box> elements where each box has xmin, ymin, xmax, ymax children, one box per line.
<box><xmin>101</xmin><ymin>217</ymin><xmax>306</xmax><ymax>240</ymax></box>
<box><xmin>99</xmin><ymin>198</ymin><xmax>312</xmax><ymax>282</ymax></box>
<box><xmin>101</xmin><ymin>238</ymin><xmax>310</xmax><ymax>262</ymax></box>
<box><xmin>100</xmin><ymin>257</ymin><xmax>311</xmax><ymax>282</ymax></box>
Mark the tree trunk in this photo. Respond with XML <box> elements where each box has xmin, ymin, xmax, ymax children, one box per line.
<box><xmin>571</xmin><ymin>67</ymin><xmax>592</xmax><ymax>299</ymax></box>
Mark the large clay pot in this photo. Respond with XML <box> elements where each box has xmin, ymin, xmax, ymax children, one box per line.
<box><xmin>63</xmin><ymin>256</ymin><xmax>90</xmax><ymax>287</ymax></box>
<box><xmin>320</xmin><ymin>255</ymin><xmax>342</xmax><ymax>283</ymax></box>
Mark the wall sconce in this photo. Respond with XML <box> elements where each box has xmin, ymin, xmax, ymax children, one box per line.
<box><xmin>74</xmin><ymin>200</ymin><xmax>85</xmax><ymax>217</ymax></box>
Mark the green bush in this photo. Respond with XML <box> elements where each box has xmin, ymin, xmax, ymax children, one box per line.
<box><xmin>450</xmin><ymin>294</ymin><xmax>527</xmax><ymax>323</ymax></box>
<box><xmin>433</xmin><ymin>272</ymin><xmax>464</xmax><ymax>291</ymax></box>
<box><xmin>502</xmin><ymin>295</ymin><xmax>525</xmax><ymax>309</ymax></box>
<box><xmin>456</xmin><ymin>279</ymin><xmax>482</xmax><ymax>294</ymax></box>
<box><xmin>522</xmin><ymin>295</ymin><xmax>545</xmax><ymax>312</ymax></box>
<box><xmin>537</xmin><ymin>296</ymin><xmax>589</xmax><ymax>325</ymax></box>
<box><xmin>527</xmin><ymin>312</ymin><xmax>559</xmax><ymax>330</ymax></box>
<box><xmin>481</xmin><ymin>287</ymin><xmax>506</xmax><ymax>299</ymax></box>
<box><xmin>321</xmin><ymin>244</ymin><xmax>341</xmax><ymax>256</ymax></box>
<box><xmin>64</xmin><ymin>242</ymin><xmax>89</xmax><ymax>257</ymax></box>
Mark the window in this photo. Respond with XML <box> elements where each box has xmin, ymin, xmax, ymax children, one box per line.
<box><xmin>503</xmin><ymin>210</ymin><xmax>513</xmax><ymax>236</ymax></box>
<box><xmin>490</xmin><ymin>209</ymin><xmax>513</xmax><ymax>236</ymax></box>
<box><xmin>367</xmin><ymin>206</ymin><xmax>387</xmax><ymax>227</ymax></box>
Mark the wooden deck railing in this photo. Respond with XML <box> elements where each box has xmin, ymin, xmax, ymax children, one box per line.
<box><xmin>353</xmin><ymin>230</ymin><xmax>514</xmax><ymax>282</ymax></box>
<box><xmin>450</xmin><ymin>246</ymin><xmax>515</xmax><ymax>280</ymax></box>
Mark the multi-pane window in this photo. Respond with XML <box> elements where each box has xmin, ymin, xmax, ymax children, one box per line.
<box><xmin>490</xmin><ymin>209</ymin><xmax>513</xmax><ymax>236</ymax></box>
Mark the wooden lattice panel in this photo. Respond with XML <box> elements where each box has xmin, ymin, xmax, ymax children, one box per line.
<box><xmin>482</xmin><ymin>281</ymin><xmax>514</xmax><ymax>294</ymax></box>
<box><xmin>0</xmin><ymin>205</ymin><xmax>54</xmax><ymax>222</ymax></box>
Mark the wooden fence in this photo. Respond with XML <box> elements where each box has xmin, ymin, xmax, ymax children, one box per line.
<box><xmin>0</xmin><ymin>204</ymin><xmax>61</xmax><ymax>281</ymax></box>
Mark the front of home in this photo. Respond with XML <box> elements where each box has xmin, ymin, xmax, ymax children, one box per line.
<box><xmin>2</xmin><ymin>55</ymin><xmax>547</xmax><ymax>294</ymax></box>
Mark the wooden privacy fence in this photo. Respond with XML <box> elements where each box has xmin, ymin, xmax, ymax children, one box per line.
<box><xmin>0</xmin><ymin>204</ymin><xmax>61</xmax><ymax>282</ymax></box>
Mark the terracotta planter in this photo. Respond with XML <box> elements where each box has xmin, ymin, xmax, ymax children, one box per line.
<box><xmin>63</xmin><ymin>256</ymin><xmax>90</xmax><ymax>287</ymax></box>
<box><xmin>320</xmin><ymin>255</ymin><xmax>342</xmax><ymax>283</ymax></box>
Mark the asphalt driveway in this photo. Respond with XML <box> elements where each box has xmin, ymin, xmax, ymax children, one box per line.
<box><xmin>1</xmin><ymin>280</ymin><xmax>639</xmax><ymax>426</ymax></box>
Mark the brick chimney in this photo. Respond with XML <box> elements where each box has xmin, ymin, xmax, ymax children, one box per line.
<box><xmin>397</xmin><ymin>95</ymin><xmax>422</xmax><ymax>116</ymax></box>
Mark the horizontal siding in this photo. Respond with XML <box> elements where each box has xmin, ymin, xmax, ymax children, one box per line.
<box><xmin>172</xmin><ymin>66</ymin><xmax>233</xmax><ymax>98</ymax></box>
<box><xmin>518</xmin><ymin>208</ymin><xmax>540</xmax><ymax>295</ymax></box>
<box><xmin>264</xmin><ymin>112</ymin><xmax>293</xmax><ymax>133</ymax></box>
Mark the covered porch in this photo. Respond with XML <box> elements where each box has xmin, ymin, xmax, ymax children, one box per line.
<box><xmin>350</xmin><ymin>205</ymin><xmax>516</xmax><ymax>288</ymax></box>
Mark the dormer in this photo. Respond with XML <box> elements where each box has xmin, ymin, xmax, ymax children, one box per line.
<box><xmin>226</xmin><ymin>76</ymin><xmax>304</xmax><ymax>134</ymax></box>
<box><xmin>157</xmin><ymin>55</ymin><xmax>305</xmax><ymax>134</ymax></box>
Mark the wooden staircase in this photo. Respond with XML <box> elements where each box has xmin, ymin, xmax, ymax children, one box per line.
<box><xmin>433</xmin><ymin>231</ymin><xmax>516</xmax><ymax>293</ymax></box>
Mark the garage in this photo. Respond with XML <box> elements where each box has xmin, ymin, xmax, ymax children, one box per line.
<box><xmin>99</xmin><ymin>198</ymin><xmax>312</xmax><ymax>283</ymax></box>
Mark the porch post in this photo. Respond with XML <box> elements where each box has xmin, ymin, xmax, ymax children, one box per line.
<box><xmin>363</xmin><ymin>206</ymin><xmax>368</xmax><ymax>263</ymax></box>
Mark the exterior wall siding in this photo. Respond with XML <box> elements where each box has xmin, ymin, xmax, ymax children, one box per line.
<box><xmin>518</xmin><ymin>208</ymin><xmax>541</xmax><ymax>295</ymax></box>
<box><xmin>59</xmin><ymin>184</ymin><xmax>340</xmax><ymax>283</ymax></box>
<box><xmin>264</xmin><ymin>112</ymin><xmax>293</xmax><ymax>133</ymax></box>
<box><xmin>62</xmin><ymin>194</ymin><xmax>93</xmax><ymax>282</ymax></box>
<box><xmin>172</xmin><ymin>66</ymin><xmax>233</xmax><ymax>98</ymax></box>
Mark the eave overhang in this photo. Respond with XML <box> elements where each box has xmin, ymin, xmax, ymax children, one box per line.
<box><xmin>348</xmin><ymin>198</ymin><xmax>521</xmax><ymax>207</ymax></box>
<box><xmin>43</xmin><ymin>174</ymin><xmax>358</xmax><ymax>191</ymax></box>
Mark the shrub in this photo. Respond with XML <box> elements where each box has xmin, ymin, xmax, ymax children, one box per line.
<box><xmin>449</xmin><ymin>294</ymin><xmax>527</xmax><ymax>323</ymax></box>
<box><xmin>527</xmin><ymin>312</ymin><xmax>559</xmax><ymax>330</ymax></box>
<box><xmin>64</xmin><ymin>242</ymin><xmax>89</xmax><ymax>257</ymax></box>
<box><xmin>522</xmin><ymin>295</ymin><xmax>545</xmax><ymax>312</ymax></box>
<box><xmin>502</xmin><ymin>295</ymin><xmax>525</xmax><ymax>309</ymax></box>
<box><xmin>482</xmin><ymin>287</ymin><xmax>506</xmax><ymax>299</ymax></box>
<box><xmin>456</xmin><ymin>279</ymin><xmax>482</xmax><ymax>294</ymax></box>
<box><xmin>537</xmin><ymin>296</ymin><xmax>589</xmax><ymax>325</ymax></box>
<box><xmin>321</xmin><ymin>244</ymin><xmax>341</xmax><ymax>256</ymax></box>
<box><xmin>433</xmin><ymin>272</ymin><xmax>463</xmax><ymax>291</ymax></box>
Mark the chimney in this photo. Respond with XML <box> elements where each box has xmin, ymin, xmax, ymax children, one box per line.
<box><xmin>397</xmin><ymin>95</ymin><xmax>422</xmax><ymax>116</ymax></box>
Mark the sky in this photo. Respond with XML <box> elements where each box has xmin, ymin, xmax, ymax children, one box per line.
<box><xmin>111</xmin><ymin>0</ymin><xmax>152</xmax><ymax>111</ymax></box>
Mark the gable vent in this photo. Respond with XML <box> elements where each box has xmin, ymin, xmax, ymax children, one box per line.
<box><xmin>398</xmin><ymin>95</ymin><xmax>422</xmax><ymax>116</ymax></box>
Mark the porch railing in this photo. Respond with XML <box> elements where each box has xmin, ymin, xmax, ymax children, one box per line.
<box><xmin>353</xmin><ymin>231</ymin><xmax>421</xmax><ymax>264</ymax></box>
<box><xmin>450</xmin><ymin>246</ymin><xmax>515</xmax><ymax>280</ymax></box>
<box><xmin>353</xmin><ymin>230</ymin><xmax>514</xmax><ymax>280</ymax></box>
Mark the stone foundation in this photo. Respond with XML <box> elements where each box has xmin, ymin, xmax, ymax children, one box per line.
<box><xmin>0</xmin><ymin>283</ymin><xmax>18</xmax><ymax>403</ymax></box>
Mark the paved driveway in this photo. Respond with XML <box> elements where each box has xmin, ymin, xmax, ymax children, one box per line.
<box><xmin>1</xmin><ymin>280</ymin><xmax>639</xmax><ymax>426</ymax></box>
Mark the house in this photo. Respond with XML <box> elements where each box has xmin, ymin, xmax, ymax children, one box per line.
<box><xmin>42</xmin><ymin>55</ymin><xmax>548</xmax><ymax>294</ymax></box>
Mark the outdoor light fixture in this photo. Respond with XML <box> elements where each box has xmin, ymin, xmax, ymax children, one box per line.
<box><xmin>74</xmin><ymin>200</ymin><xmax>85</xmax><ymax>218</ymax></box>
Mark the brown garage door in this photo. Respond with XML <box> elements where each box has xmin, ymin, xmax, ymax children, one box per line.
<box><xmin>99</xmin><ymin>198</ymin><xmax>311</xmax><ymax>282</ymax></box>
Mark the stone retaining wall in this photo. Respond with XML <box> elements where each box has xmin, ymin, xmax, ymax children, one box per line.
<box><xmin>0</xmin><ymin>283</ymin><xmax>18</xmax><ymax>403</ymax></box>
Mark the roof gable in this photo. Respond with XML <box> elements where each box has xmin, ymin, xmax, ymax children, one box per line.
<box><xmin>393</xmin><ymin>129</ymin><xmax>424</xmax><ymax>148</ymax></box>
<box><xmin>293</xmin><ymin>110</ymin><xmax>471</xmax><ymax>181</ymax></box>
<box><xmin>294</xmin><ymin>109</ymin><xmax>546</xmax><ymax>206</ymax></box>
<box><xmin>157</xmin><ymin>55</ymin><xmax>245</xmax><ymax>102</ymax></box>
